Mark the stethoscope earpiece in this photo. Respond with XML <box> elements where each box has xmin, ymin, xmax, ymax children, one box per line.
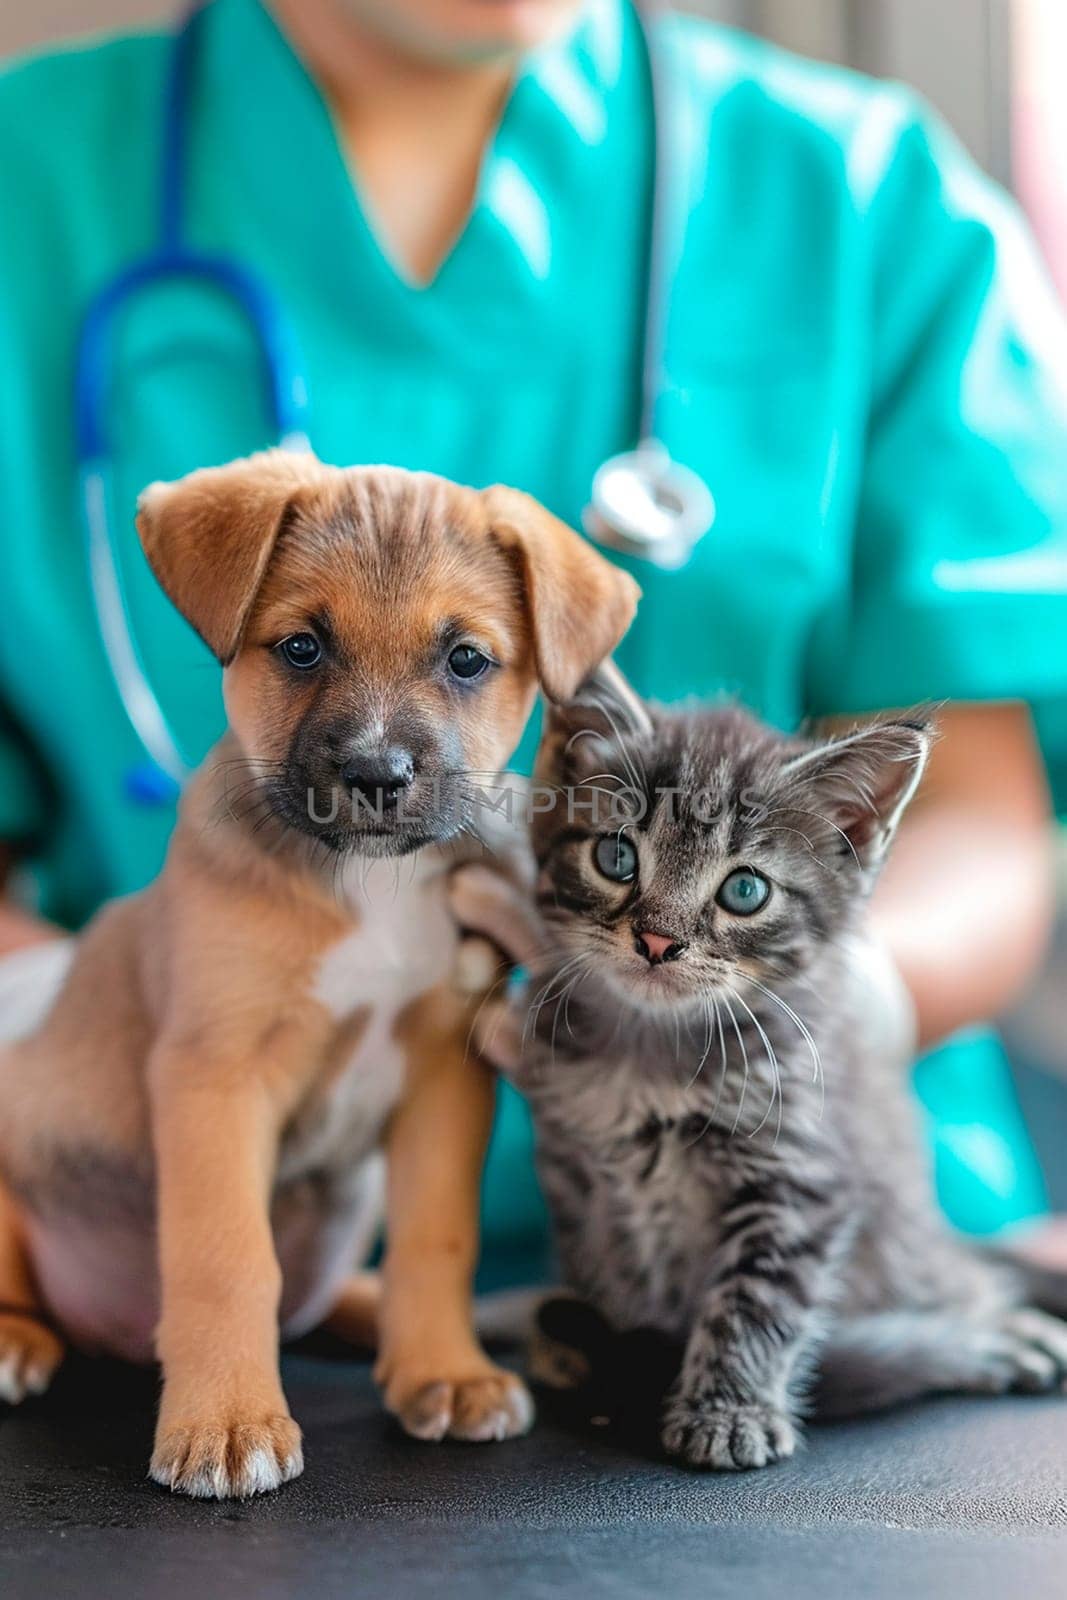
<box><xmin>584</xmin><ymin>440</ymin><xmax>716</xmax><ymax>570</ymax></box>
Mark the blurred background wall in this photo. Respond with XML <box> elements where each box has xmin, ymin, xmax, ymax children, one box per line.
<box><xmin>0</xmin><ymin>1</ymin><xmax>169</xmax><ymax>57</ymax></box>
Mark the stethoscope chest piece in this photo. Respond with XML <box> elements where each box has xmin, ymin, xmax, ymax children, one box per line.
<box><xmin>584</xmin><ymin>440</ymin><xmax>715</xmax><ymax>570</ymax></box>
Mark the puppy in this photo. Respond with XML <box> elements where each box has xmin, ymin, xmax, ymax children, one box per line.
<box><xmin>0</xmin><ymin>451</ymin><xmax>638</xmax><ymax>1497</ymax></box>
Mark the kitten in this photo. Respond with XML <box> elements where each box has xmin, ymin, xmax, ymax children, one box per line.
<box><xmin>453</xmin><ymin>668</ymin><xmax>1067</xmax><ymax>1470</ymax></box>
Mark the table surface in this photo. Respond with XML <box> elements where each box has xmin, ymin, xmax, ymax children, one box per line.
<box><xmin>2</xmin><ymin>1348</ymin><xmax>1066</xmax><ymax>1600</ymax></box>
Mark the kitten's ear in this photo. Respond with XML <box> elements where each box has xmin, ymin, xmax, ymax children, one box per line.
<box><xmin>537</xmin><ymin>659</ymin><xmax>652</xmax><ymax>783</ymax></box>
<box><xmin>779</xmin><ymin>719</ymin><xmax>932</xmax><ymax>876</ymax></box>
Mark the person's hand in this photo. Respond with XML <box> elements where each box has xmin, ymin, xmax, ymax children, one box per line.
<box><xmin>1009</xmin><ymin>1216</ymin><xmax>1067</xmax><ymax>1271</ymax></box>
<box><xmin>0</xmin><ymin>855</ymin><xmax>73</xmax><ymax>1041</ymax></box>
<box><xmin>0</xmin><ymin>845</ymin><xmax>64</xmax><ymax>957</ymax></box>
<box><xmin>841</xmin><ymin>926</ymin><xmax>920</xmax><ymax>1070</ymax></box>
<box><xmin>0</xmin><ymin>900</ymin><xmax>63</xmax><ymax>959</ymax></box>
<box><xmin>450</xmin><ymin>862</ymin><xmax>545</xmax><ymax>980</ymax></box>
<box><xmin>449</xmin><ymin>864</ymin><xmax>546</xmax><ymax>1081</ymax></box>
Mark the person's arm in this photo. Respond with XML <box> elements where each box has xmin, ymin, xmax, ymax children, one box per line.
<box><xmin>863</xmin><ymin>701</ymin><xmax>1054</xmax><ymax>1051</ymax></box>
<box><xmin>0</xmin><ymin>845</ymin><xmax>62</xmax><ymax>957</ymax></box>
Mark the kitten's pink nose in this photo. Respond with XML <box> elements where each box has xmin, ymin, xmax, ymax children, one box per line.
<box><xmin>635</xmin><ymin>930</ymin><xmax>686</xmax><ymax>965</ymax></box>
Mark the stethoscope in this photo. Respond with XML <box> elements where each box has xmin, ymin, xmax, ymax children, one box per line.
<box><xmin>75</xmin><ymin>0</ymin><xmax>715</xmax><ymax>806</ymax></box>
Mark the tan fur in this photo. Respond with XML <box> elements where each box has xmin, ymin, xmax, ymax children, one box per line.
<box><xmin>0</xmin><ymin>453</ymin><xmax>638</xmax><ymax>1497</ymax></box>
<box><xmin>482</xmin><ymin>486</ymin><xmax>640</xmax><ymax>704</ymax></box>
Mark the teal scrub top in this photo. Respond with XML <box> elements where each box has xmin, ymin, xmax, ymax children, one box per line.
<box><xmin>2</xmin><ymin>0</ymin><xmax>1066</xmax><ymax>1280</ymax></box>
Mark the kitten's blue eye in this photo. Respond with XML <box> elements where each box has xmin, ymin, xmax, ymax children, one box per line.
<box><xmin>448</xmin><ymin>644</ymin><xmax>491</xmax><ymax>681</ymax></box>
<box><xmin>279</xmin><ymin>632</ymin><xmax>322</xmax><ymax>670</ymax></box>
<box><xmin>716</xmin><ymin>868</ymin><xmax>770</xmax><ymax>916</ymax></box>
<box><xmin>594</xmin><ymin>834</ymin><xmax>638</xmax><ymax>883</ymax></box>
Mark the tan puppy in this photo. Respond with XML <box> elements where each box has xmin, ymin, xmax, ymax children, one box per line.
<box><xmin>0</xmin><ymin>451</ymin><xmax>638</xmax><ymax>1498</ymax></box>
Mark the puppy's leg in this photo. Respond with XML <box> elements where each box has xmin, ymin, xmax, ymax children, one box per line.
<box><xmin>0</xmin><ymin>1176</ymin><xmax>64</xmax><ymax>1403</ymax></box>
<box><xmin>149</xmin><ymin>1055</ymin><xmax>301</xmax><ymax>1499</ymax></box>
<box><xmin>323</xmin><ymin>1271</ymin><xmax>381</xmax><ymax>1349</ymax></box>
<box><xmin>376</xmin><ymin>987</ymin><xmax>534</xmax><ymax>1443</ymax></box>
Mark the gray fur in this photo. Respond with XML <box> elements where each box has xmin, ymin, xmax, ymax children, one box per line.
<box><xmin>480</xmin><ymin>682</ymin><xmax>1067</xmax><ymax>1469</ymax></box>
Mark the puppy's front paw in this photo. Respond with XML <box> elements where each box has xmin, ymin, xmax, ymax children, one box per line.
<box><xmin>0</xmin><ymin>1309</ymin><xmax>64</xmax><ymax>1404</ymax></box>
<box><xmin>150</xmin><ymin>1412</ymin><xmax>303</xmax><ymax>1499</ymax></box>
<box><xmin>661</xmin><ymin>1394</ymin><xmax>796</xmax><ymax>1471</ymax></box>
<box><xmin>380</xmin><ymin>1356</ymin><xmax>534</xmax><ymax>1443</ymax></box>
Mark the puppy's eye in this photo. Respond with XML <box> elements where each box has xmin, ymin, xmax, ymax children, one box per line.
<box><xmin>716</xmin><ymin>868</ymin><xmax>770</xmax><ymax>916</ymax></box>
<box><xmin>279</xmin><ymin>633</ymin><xmax>322</xmax><ymax>670</ymax></box>
<box><xmin>448</xmin><ymin>644</ymin><xmax>490</xmax><ymax>681</ymax></box>
<box><xmin>593</xmin><ymin>834</ymin><xmax>638</xmax><ymax>883</ymax></box>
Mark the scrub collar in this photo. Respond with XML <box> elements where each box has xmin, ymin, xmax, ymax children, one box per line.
<box><xmin>194</xmin><ymin>0</ymin><xmax>636</xmax><ymax>345</ymax></box>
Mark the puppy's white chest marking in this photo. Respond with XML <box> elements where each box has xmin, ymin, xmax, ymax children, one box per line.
<box><xmin>284</xmin><ymin>857</ymin><xmax>458</xmax><ymax>1181</ymax></box>
<box><xmin>312</xmin><ymin>855</ymin><xmax>455</xmax><ymax>1020</ymax></box>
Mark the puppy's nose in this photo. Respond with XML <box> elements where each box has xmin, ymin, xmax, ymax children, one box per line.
<box><xmin>635</xmin><ymin>930</ymin><xmax>687</xmax><ymax>966</ymax></box>
<box><xmin>341</xmin><ymin>748</ymin><xmax>414</xmax><ymax>813</ymax></box>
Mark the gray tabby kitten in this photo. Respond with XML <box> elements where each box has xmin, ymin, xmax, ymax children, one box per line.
<box><xmin>454</xmin><ymin>669</ymin><xmax>1067</xmax><ymax>1471</ymax></box>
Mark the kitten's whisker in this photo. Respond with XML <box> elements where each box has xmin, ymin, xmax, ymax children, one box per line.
<box><xmin>549</xmin><ymin>961</ymin><xmax>592</xmax><ymax>1063</ymax></box>
<box><xmin>683</xmin><ymin>995</ymin><xmax>715</xmax><ymax>1091</ymax></box>
<box><xmin>463</xmin><ymin>965</ymin><xmax>514</xmax><ymax>1068</ymax></box>
<box><xmin>572</xmin><ymin>697</ymin><xmax>646</xmax><ymax>800</ymax></box>
<box><xmin>575</xmin><ymin>771</ymin><xmax>629</xmax><ymax>789</ymax></box>
<box><xmin>524</xmin><ymin>955</ymin><xmax>589</xmax><ymax>1043</ymax></box>
<box><xmin>561</xmin><ymin>958</ymin><xmax>593</xmax><ymax>1040</ymax></box>
<box><xmin>683</xmin><ymin>993</ymin><xmax>729</xmax><ymax>1148</ymax></box>
<box><xmin>710</xmin><ymin>992</ymin><xmax>729</xmax><ymax>1121</ymax></box>
<box><xmin>761</xmin><ymin>806</ymin><xmax>861</xmax><ymax>870</ymax></box>
<box><xmin>740</xmin><ymin>974</ymin><xmax>823</xmax><ymax>1096</ymax></box>
<box><xmin>580</xmin><ymin>693</ymin><xmax>648</xmax><ymax>799</ymax></box>
<box><xmin>589</xmin><ymin>691</ymin><xmax>650</xmax><ymax>790</ymax></box>
<box><xmin>726</xmin><ymin>984</ymin><xmax>783</xmax><ymax>1146</ymax></box>
<box><xmin>721</xmin><ymin>991</ymin><xmax>750</xmax><ymax>1138</ymax></box>
<box><xmin>758</xmin><ymin>824</ymin><xmax>830</xmax><ymax>872</ymax></box>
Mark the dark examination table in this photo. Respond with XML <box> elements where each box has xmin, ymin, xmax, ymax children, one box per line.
<box><xmin>3</xmin><ymin>1343</ymin><xmax>1065</xmax><ymax>1600</ymax></box>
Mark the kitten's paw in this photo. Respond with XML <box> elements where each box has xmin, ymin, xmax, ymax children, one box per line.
<box><xmin>971</xmin><ymin>1309</ymin><xmax>1067</xmax><ymax>1395</ymax></box>
<box><xmin>0</xmin><ymin>1309</ymin><xmax>64</xmax><ymax>1404</ymax></box>
<box><xmin>150</xmin><ymin>1413</ymin><xmax>303</xmax><ymax>1499</ymax></box>
<box><xmin>661</xmin><ymin>1395</ymin><xmax>797</xmax><ymax>1471</ymax></box>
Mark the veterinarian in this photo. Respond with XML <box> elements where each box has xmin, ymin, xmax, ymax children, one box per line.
<box><xmin>1</xmin><ymin>0</ymin><xmax>1066</xmax><ymax>1282</ymax></box>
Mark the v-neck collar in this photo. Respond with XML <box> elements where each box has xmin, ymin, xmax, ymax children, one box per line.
<box><xmin>196</xmin><ymin>0</ymin><xmax>632</xmax><ymax>327</ymax></box>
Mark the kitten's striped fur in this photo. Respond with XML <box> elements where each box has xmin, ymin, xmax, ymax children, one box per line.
<box><xmin>458</xmin><ymin>672</ymin><xmax>1067</xmax><ymax>1469</ymax></box>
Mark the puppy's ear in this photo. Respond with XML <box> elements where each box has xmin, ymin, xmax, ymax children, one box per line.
<box><xmin>136</xmin><ymin>450</ymin><xmax>324</xmax><ymax>663</ymax></box>
<box><xmin>483</xmin><ymin>487</ymin><xmax>640</xmax><ymax>703</ymax></box>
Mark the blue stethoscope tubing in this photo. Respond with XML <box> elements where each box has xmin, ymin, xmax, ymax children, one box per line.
<box><xmin>74</xmin><ymin>0</ymin><xmax>712</xmax><ymax>806</ymax></box>
<box><xmin>75</xmin><ymin>0</ymin><xmax>310</xmax><ymax>802</ymax></box>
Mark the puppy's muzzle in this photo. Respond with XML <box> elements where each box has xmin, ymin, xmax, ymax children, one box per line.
<box><xmin>340</xmin><ymin>746</ymin><xmax>415</xmax><ymax>815</ymax></box>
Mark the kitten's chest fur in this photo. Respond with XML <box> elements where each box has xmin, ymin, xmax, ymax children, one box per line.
<box><xmin>532</xmin><ymin>1041</ymin><xmax>834</xmax><ymax>1337</ymax></box>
